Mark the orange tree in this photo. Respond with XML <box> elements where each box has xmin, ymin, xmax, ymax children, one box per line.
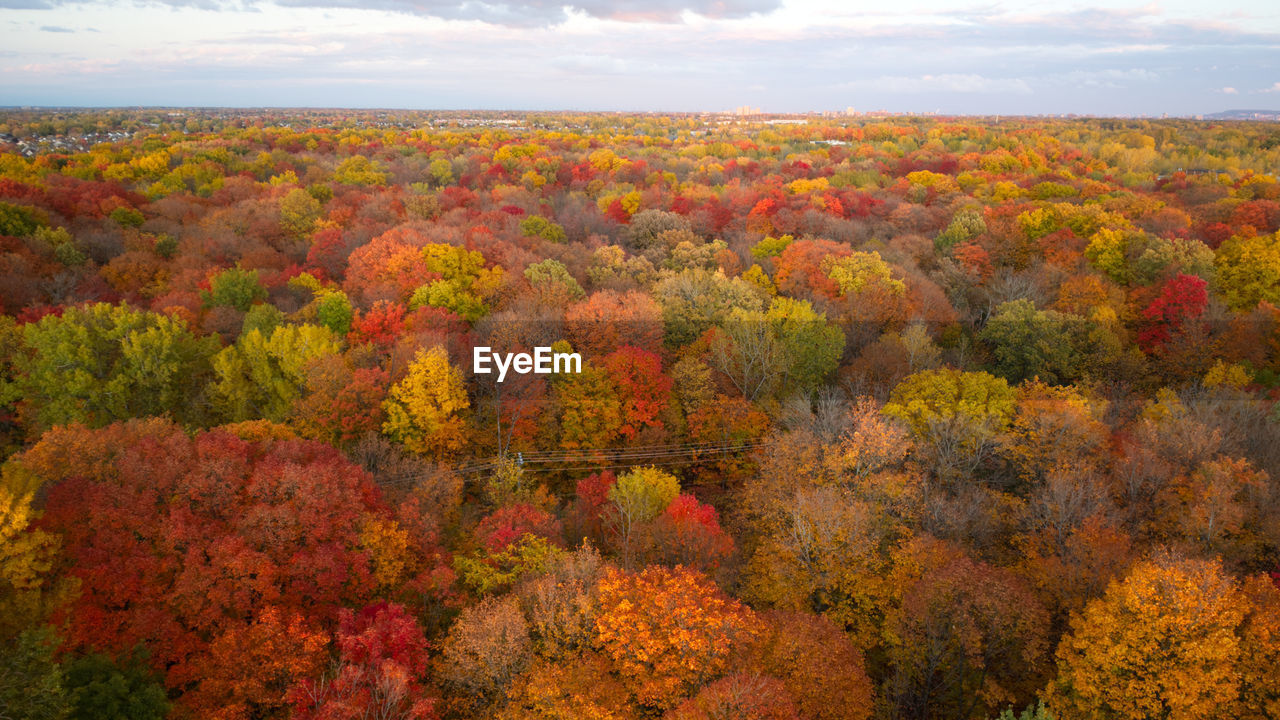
<box><xmin>593</xmin><ymin>565</ymin><xmax>758</xmax><ymax>710</ymax></box>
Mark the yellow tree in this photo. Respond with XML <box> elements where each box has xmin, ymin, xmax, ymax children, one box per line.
<box><xmin>0</xmin><ymin>487</ymin><xmax>65</xmax><ymax>638</ymax></box>
<box><xmin>1047</xmin><ymin>554</ymin><xmax>1280</xmax><ymax>720</ymax></box>
<box><xmin>607</xmin><ymin>466</ymin><xmax>679</xmax><ymax>565</ymax></box>
<box><xmin>210</xmin><ymin>323</ymin><xmax>340</xmax><ymax>422</ymax></box>
<box><xmin>382</xmin><ymin>346</ymin><xmax>469</xmax><ymax>458</ymax></box>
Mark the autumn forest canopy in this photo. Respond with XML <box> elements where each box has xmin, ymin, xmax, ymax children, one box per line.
<box><xmin>3</xmin><ymin>109</ymin><xmax>1280</xmax><ymax>720</ymax></box>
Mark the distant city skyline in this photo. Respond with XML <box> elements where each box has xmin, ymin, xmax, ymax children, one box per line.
<box><xmin>2</xmin><ymin>0</ymin><xmax>1279</xmax><ymax>116</ymax></box>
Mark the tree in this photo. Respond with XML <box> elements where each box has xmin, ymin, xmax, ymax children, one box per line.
<box><xmin>1179</xmin><ymin>456</ymin><xmax>1267</xmax><ymax>557</ymax></box>
<box><xmin>739</xmin><ymin>611</ymin><xmax>874</xmax><ymax>720</ymax></box>
<box><xmin>516</xmin><ymin>545</ymin><xmax>604</xmax><ymax>659</ymax></box>
<box><xmin>8</xmin><ymin>302</ymin><xmax>218</xmax><ymax>433</ymax></box>
<box><xmin>766</xmin><ymin>296</ymin><xmax>845</xmax><ymax>393</ymax></box>
<box><xmin>494</xmin><ymin>651</ymin><xmax>635</xmax><ymax>720</ymax></box>
<box><xmin>593</xmin><ymin>565</ymin><xmax>757</xmax><ymax>710</ymax></box>
<box><xmin>203</xmin><ymin>267</ymin><xmax>268</xmax><ymax>312</ymax></box>
<box><xmin>382</xmin><ymin>345</ymin><xmax>469</xmax><ymax>458</ymax></box>
<box><xmin>0</xmin><ymin>487</ymin><xmax>64</xmax><ymax>638</ymax></box>
<box><xmin>825</xmin><ymin>250</ymin><xmax>906</xmax><ymax>297</ymax></box>
<box><xmin>601</xmin><ymin>345</ymin><xmax>672</xmax><ymax>440</ymax></box>
<box><xmin>710</xmin><ymin>296</ymin><xmax>843</xmax><ymax>403</ymax></box>
<box><xmin>333</xmin><ymin>155</ymin><xmax>388</xmax><ymax>186</ymax></box>
<box><xmin>565</xmin><ymin>290</ymin><xmax>665</xmax><ymax>358</ymax></box>
<box><xmin>741</xmin><ymin>484</ymin><xmax>902</xmax><ymax>653</ymax></box>
<box><xmin>290</xmin><ymin>602</ymin><xmax>438</xmax><ymax>720</ymax></box>
<box><xmin>64</xmin><ymin>648</ymin><xmax>170</xmax><ymax>720</ymax></box>
<box><xmin>0</xmin><ymin>628</ymin><xmax>70</xmax><ymax>720</ymax></box>
<box><xmin>1137</xmin><ymin>273</ymin><xmax>1208</xmax><ymax>353</ymax></box>
<box><xmin>882</xmin><ymin>368</ymin><xmax>1016</xmax><ymax>435</ymax></box>
<box><xmin>438</xmin><ymin>595</ymin><xmax>532</xmax><ymax>713</ymax></box>
<box><xmin>348</xmin><ymin>300</ymin><xmax>407</xmax><ymax>350</ymax></box>
<box><xmin>187</xmin><ymin>606</ymin><xmax>330</xmax><ymax>720</ymax></box>
<box><xmin>25</xmin><ymin>420</ymin><xmax>400</xmax><ymax>714</ymax></box>
<box><xmin>291</xmin><ymin>354</ymin><xmax>388</xmax><ymax>447</ymax></box>
<box><xmin>455</xmin><ymin>533</ymin><xmax>563</xmax><ymax>596</ymax></box>
<box><xmin>315</xmin><ymin>290</ymin><xmax>354</xmax><ymax>337</ymax></box>
<box><xmin>627</xmin><ymin>208</ymin><xmax>690</xmax><ymax>251</ymax></box>
<box><xmin>1214</xmin><ymin>230</ymin><xmax>1280</xmax><ymax>310</ymax></box>
<box><xmin>936</xmin><ymin>208</ymin><xmax>986</xmax><ymax>252</ymax></box>
<box><xmin>556</xmin><ymin>365</ymin><xmax>623</xmax><ymax>450</ymax></box>
<box><xmin>475</xmin><ymin>503</ymin><xmax>564</xmax><ymax>552</ymax></box>
<box><xmin>666</xmin><ymin>674</ymin><xmax>800</xmax><ymax>720</ymax></box>
<box><xmin>519</xmin><ymin>215</ymin><xmax>567</xmax><ymax>243</ymax></box>
<box><xmin>708</xmin><ymin>310</ymin><xmax>785</xmax><ymax>403</ymax></box>
<box><xmin>409</xmin><ymin>280</ymin><xmax>488</xmax><ymax>324</ymax></box>
<box><xmin>685</xmin><ymin>394</ymin><xmax>770</xmax><ymax>483</ymax></box>
<box><xmin>523</xmin><ymin>258</ymin><xmax>584</xmax><ymax>304</ymax></box>
<box><xmin>654</xmin><ymin>269</ymin><xmax>765</xmax><ymax>349</ymax></box>
<box><xmin>1048</xmin><ymin>554</ymin><xmax>1280</xmax><ymax>720</ymax></box>
<box><xmin>980</xmin><ymin>299</ymin><xmax>1084</xmax><ymax>384</ymax></box>
<box><xmin>409</xmin><ymin>243</ymin><xmax>503</xmax><ymax>323</ymax></box>
<box><xmin>1001</xmin><ymin>381</ymin><xmax>1108</xmax><ymax>485</ymax></box>
<box><xmin>210</xmin><ymin>323</ymin><xmax>340</xmax><ymax>423</ymax></box>
<box><xmin>344</xmin><ymin>229</ymin><xmax>435</xmax><ymax>304</ymax></box>
<box><xmin>607</xmin><ymin>466</ymin><xmax>680</xmax><ymax>563</ymax></box>
<box><xmin>648</xmin><ymin>494</ymin><xmax>734</xmax><ymax>572</ymax></box>
<box><xmin>883</xmin><ymin>538</ymin><xmax>1049</xmax><ymax>720</ymax></box>
<box><xmin>279</xmin><ymin>187</ymin><xmax>322</xmax><ymax>240</ymax></box>
<box><xmin>773</xmin><ymin>238</ymin><xmax>851</xmax><ymax>300</ymax></box>
<box><xmin>882</xmin><ymin>368</ymin><xmax>1016</xmax><ymax>479</ymax></box>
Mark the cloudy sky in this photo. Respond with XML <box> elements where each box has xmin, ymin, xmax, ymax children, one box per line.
<box><xmin>2</xmin><ymin>0</ymin><xmax>1278</xmax><ymax>114</ymax></box>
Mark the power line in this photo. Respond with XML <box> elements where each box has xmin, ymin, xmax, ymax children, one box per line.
<box><xmin>507</xmin><ymin>438</ymin><xmax>767</xmax><ymax>460</ymax></box>
<box><xmin>449</xmin><ymin>439</ymin><xmax>770</xmax><ymax>475</ymax></box>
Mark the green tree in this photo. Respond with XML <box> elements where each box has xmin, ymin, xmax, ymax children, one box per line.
<box><xmin>519</xmin><ymin>215</ymin><xmax>567</xmax><ymax>243</ymax></box>
<box><xmin>767</xmin><ymin>296</ymin><xmax>845</xmax><ymax>393</ymax></box>
<box><xmin>210</xmin><ymin>323</ymin><xmax>339</xmax><ymax>422</ymax></box>
<box><xmin>0</xmin><ymin>628</ymin><xmax>70</xmax><ymax>720</ymax></box>
<box><xmin>314</xmin><ymin>290</ymin><xmax>353</xmax><ymax>337</ymax></box>
<box><xmin>980</xmin><ymin>299</ymin><xmax>1084</xmax><ymax>384</ymax></box>
<box><xmin>524</xmin><ymin>259</ymin><xmax>584</xmax><ymax>302</ymax></box>
<box><xmin>654</xmin><ymin>269</ymin><xmax>765</xmax><ymax>349</ymax></box>
<box><xmin>202</xmin><ymin>267</ymin><xmax>267</xmax><ymax>312</ymax></box>
<box><xmin>241</xmin><ymin>303</ymin><xmax>284</xmax><ymax>340</ymax></box>
<box><xmin>409</xmin><ymin>280</ymin><xmax>487</xmax><ymax>322</ymax></box>
<box><xmin>0</xmin><ymin>201</ymin><xmax>45</xmax><ymax>237</ymax></box>
<box><xmin>64</xmin><ymin>650</ymin><xmax>169</xmax><ymax>720</ymax></box>
<box><xmin>409</xmin><ymin>243</ymin><xmax>500</xmax><ymax>322</ymax></box>
<box><xmin>7</xmin><ymin>304</ymin><xmax>218</xmax><ymax>433</ymax></box>
<box><xmin>935</xmin><ymin>208</ymin><xmax>986</xmax><ymax>252</ymax></box>
<box><xmin>710</xmin><ymin>296</ymin><xmax>844</xmax><ymax>402</ymax></box>
<box><xmin>825</xmin><ymin>251</ymin><xmax>906</xmax><ymax>296</ymax></box>
<box><xmin>608</xmin><ymin>465</ymin><xmax>680</xmax><ymax>564</ymax></box>
<box><xmin>427</xmin><ymin>157</ymin><xmax>454</xmax><ymax>186</ymax></box>
<box><xmin>882</xmin><ymin>368</ymin><xmax>1016</xmax><ymax>480</ymax></box>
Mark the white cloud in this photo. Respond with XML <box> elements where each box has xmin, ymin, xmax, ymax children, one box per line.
<box><xmin>1222</xmin><ymin>86</ymin><xmax>1238</xmax><ymax>94</ymax></box>
<box><xmin>848</xmin><ymin>74</ymin><xmax>1032</xmax><ymax>95</ymax></box>
<box><xmin>1</xmin><ymin>0</ymin><xmax>784</xmax><ymax>26</ymax></box>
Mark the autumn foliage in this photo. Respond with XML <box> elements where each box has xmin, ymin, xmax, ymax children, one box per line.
<box><xmin>3</xmin><ymin>109</ymin><xmax>1280</xmax><ymax>720</ymax></box>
